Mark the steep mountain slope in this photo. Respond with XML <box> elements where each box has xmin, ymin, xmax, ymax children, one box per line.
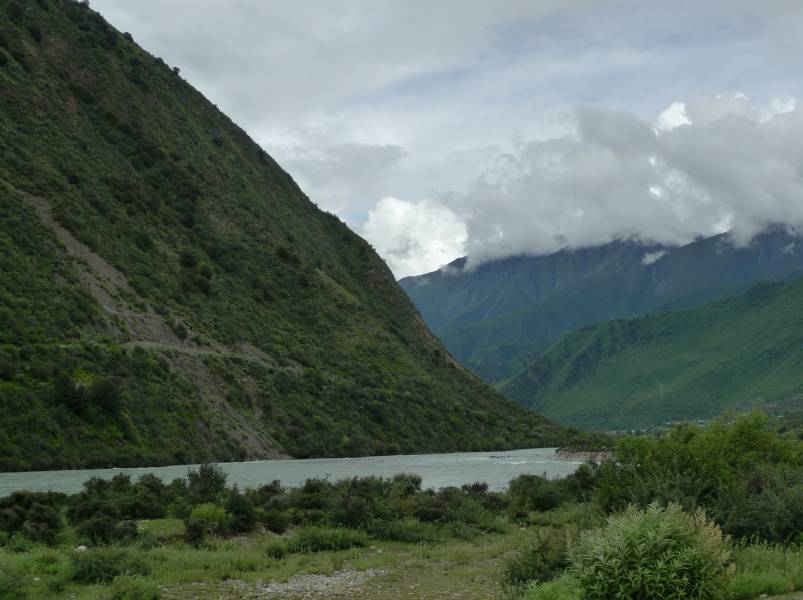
<box><xmin>502</xmin><ymin>277</ymin><xmax>803</xmax><ymax>430</ymax></box>
<box><xmin>0</xmin><ymin>0</ymin><xmax>585</xmax><ymax>471</ymax></box>
<box><xmin>401</xmin><ymin>232</ymin><xmax>803</xmax><ymax>382</ymax></box>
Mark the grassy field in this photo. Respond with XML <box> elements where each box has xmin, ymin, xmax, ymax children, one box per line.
<box><xmin>2</xmin><ymin>515</ymin><xmax>802</xmax><ymax>600</ymax></box>
<box><xmin>0</xmin><ymin>523</ymin><xmax>536</xmax><ymax>599</ymax></box>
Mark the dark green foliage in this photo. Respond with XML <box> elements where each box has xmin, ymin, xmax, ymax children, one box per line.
<box><xmin>0</xmin><ymin>491</ymin><xmax>65</xmax><ymax>545</ymax></box>
<box><xmin>70</xmin><ymin>547</ymin><xmax>151</xmax><ymax>584</ymax></box>
<box><xmin>106</xmin><ymin>577</ymin><xmax>161</xmax><ymax>600</ymax></box>
<box><xmin>0</xmin><ymin>570</ymin><xmax>27</xmax><ymax>600</ymax></box>
<box><xmin>283</xmin><ymin>526</ymin><xmax>368</xmax><ymax>553</ymax></box>
<box><xmin>65</xmin><ymin>473</ymin><xmax>175</xmax><ymax>545</ymax></box>
<box><xmin>186</xmin><ymin>464</ymin><xmax>227</xmax><ymax>505</ymax></box>
<box><xmin>507</xmin><ymin>465</ymin><xmax>599</xmax><ymax>518</ymax></box>
<box><xmin>571</xmin><ymin>504</ymin><xmax>732</xmax><ymax>600</ymax></box>
<box><xmin>260</xmin><ymin>510</ymin><xmax>291</xmax><ymax>534</ymax></box>
<box><xmin>0</xmin><ymin>0</ymin><xmax>582</xmax><ymax>470</ymax></box>
<box><xmin>504</xmin><ymin>527</ymin><xmax>570</xmax><ymax>586</ymax></box>
<box><xmin>595</xmin><ymin>413</ymin><xmax>803</xmax><ymax>543</ymax></box>
<box><xmin>225</xmin><ymin>486</ymin><xmax>256</xmax><ymax>534</ymax></box>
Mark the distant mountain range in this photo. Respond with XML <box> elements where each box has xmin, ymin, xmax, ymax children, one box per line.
<box><xmin>502</xmin><ymin>276</ymin><xmax>803</xmax><ymax>430</ymax></box>
<box><xmin>401</xmin><ymin>230</ymin><xmax>803</xmax><ymax>383</ymax></box>
<box><xmin>401</xmin><ymin>230</ymin><xmax>803</xmax><ymax>429</ymax></box>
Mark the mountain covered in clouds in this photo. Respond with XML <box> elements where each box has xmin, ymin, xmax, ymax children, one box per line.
<box><xmin>501</xmin><ymin>275</ymin><xmax>803</xmax><ymax>430</ymax></box>
<box><xmin>0</xmin><ymin>0</ymin><xmax>589</xmax><ymax>471</ymax></box>
<box><xmin>400</xmin><ymin>230</ymin><xmax>803</xmax><ymax>383</ymax></box>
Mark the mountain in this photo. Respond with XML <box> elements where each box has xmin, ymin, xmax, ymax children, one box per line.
<box><xmin>401</xmin><ymin>231</ymin><xmax>803</xmax><ymax>382</ymax></box>
<box><xmin>501</xmin><ymin>276</ymin><xmax>803</xmax><ymax>430</ymax></box>
<box><xmin>0</xmin><ymin>0</ymin><xmax>588</xmax><ymax>471</ymax></box>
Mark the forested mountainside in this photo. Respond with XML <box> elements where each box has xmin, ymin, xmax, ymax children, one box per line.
<box><xmin>0</xmin><ymin>0</ymin><xmax>591</xmax><ymax>471</ymax></box>
<box><xmin>502</xmin><ymin>277</ymin><xmax>803</xmax><ymax>430</ymax></box>
<box><xmin>401</xmin><ymin>231</ymin><xmax>803</xmax><ymax>382</ymax></box>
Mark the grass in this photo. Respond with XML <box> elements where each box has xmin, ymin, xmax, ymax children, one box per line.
<box><xmin>137</xmin><ymin>519</ymin><xmax>185</xmax><ymax>541</ymax></box>
<box><xmin>725</xmin><ymin>544</ymin><xmax>803</xmax><ymax>599</ymax></box>
<box><xmin>0</xmin><ymin>524</ymin><xmax>540</xmax><ymax>599</ymax></box>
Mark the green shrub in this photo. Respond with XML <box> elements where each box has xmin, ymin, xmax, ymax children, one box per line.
<box><xmin>225</xmin><ymin>486</ymin><xmax>256</xmax><ymax>533</ymax></box>
<box><xmin>571</xmin><ymin>503</ymin><xmax>733</xmax><ymax>600</ymax></box>
<box><xmin>106</xmin><ymin>576</ymin><xmax>161</xmax><ymax>600</ymax></box>
<box><xmin>595</xmin><ymin>413</ymin><xmax>803</xmax><ymax>543</ymax></box>
<box><xmin>522</xmin><ymin>574</ymin><xmax>582</xmax><ymax>600</ymax></box>
<box><xmin>508</xmin><ymin>474</ymin><xmax>565</xmax><ymax>516</ymax></box>
<box><xmin>185</xmin><ymin>504</ymin><xmax>231</xmax><ymax>542</ymax></box>
<box><xmin>70</xmin><ymin>547</ymin><xmax>151</xmax><ymax>584</ymax></box>
<box><xmin>0</xmin><ymin>491</ymin><xmax>65</xmax><ymax>545</ymax></box>
<box><xmin>287</xmin><ymin>526</ymin><xmax>367</xmax><ymax>553</ymax></box>
<box><xmin>77</xmin><ymin>517</ymin><xmax>138</xmax><ymax>545</ymax></box>
<box><xmin>504</xmin><ymin>527</ymin><xmax>572</xmax><ymax>586</ymax></box>
<box><xmin>186</xmin><ymin>464</ymin><xmax>227</xmax><ymax>504</ymax></box>
<box><xmin>0</xmin><ymin>568</ymin><xmax>27</xmax><ymax>600</ymax></box>
<box><xmin>260</xmin><ymin>510</ymin><xmax>291</xmax><ymax>534</ymax></box>
<box><xmin>367</xmin><ymin>518</ymin><xmax>441</xmax><ymax>543</ymax></box>
<box><xmin>262</xmin><ymin>539</ymin><xmax>288</xmax><ymax>559</ymax></box>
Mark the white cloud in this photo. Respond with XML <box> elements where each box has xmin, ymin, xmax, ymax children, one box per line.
<box><xmin>361</xmin><ymin>197</ymin><xmax>466</xmax><ymax>278</ymax></box>
<box><xmin>657</xmin><ymin>102</ymin><xmax>691</xmax><ymax>132</ymax></box>
<box><xmin>409</xmin><ymin>96</ymin><xmax>803</xmax><ymax>269</ymax></box>
<box><xmin>642</xmin><ymin>250</ymin><xmax>668</xmax><ymax>265</ymax></box>
<box><xmin>89</xmin><ymin>1</ymin><xmax>803</xmax><ymax>276</ymax></box>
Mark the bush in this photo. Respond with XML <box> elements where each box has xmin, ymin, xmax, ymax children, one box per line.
<box><xmin>287</xmin><ymin>527</ymin><xmax>367</xmax><ymax>553</ymax></box>
<box><xmin>367</xmin><ymin>518</ymin><xmax>441</xmax><ymax>543</ymax></box>
<box><xmin>508</xmin><ymin>474</ymin><xmax>565</xmax><ymax>516</ymax></box>
<box><xmin>504</xmin><ymin>527</ymin><xmax>572</xmax><ymax>586</ymax></box>
<box><xmin>71</xmin><ymin>548</ymin><xmax>151</xmax><ymax>584</ymax></box>
<box><xmin>77</xmin><ymin>516</ymin><xmax>138</xmax><ymax>545</ymax></box>
<box><xmin>595</xmin><ymin>413</ymin><xmax>803</xmax><ymax>543</ymax></box>
<box><xmin>186</xmin><ymin>464</ymin><xmax>227</xmax><ymax>504</ymax></box>
<box><xmin>107</xmin><ymin>576</ymin><xmax>161</xmax><ymax>600</ymax></box>
<box><xmin>522</xmin><ymin>575</ymin><xmax>582</xmax><ymax>600</ymax></box>
<box><xmin>225</xmin><ymin>486</ymin><xmax>256</xmax><ymax>534</ymax></box>
<box><xmin>0</xmin><ymin>566</ymin><xmax>27</xmax><ymax>600</ymax></box>
<box><xmin>260</xmin><ymin>510</ymin><xmax>291</xmax><ymax>534</ymax></box>
<box><xmin>185</xmin><ymin>504</ymin><xmax>231</xmax><ymax>541</ymax></box>
<box><xmin>571</xmin><ymin>503</ymin><xmax>734</xmax><ymax>600</ymax></box>
<box><xmin>0</xmin><ymin>491</ymin><xmax>65</xmax><ymax>545</ymax></box>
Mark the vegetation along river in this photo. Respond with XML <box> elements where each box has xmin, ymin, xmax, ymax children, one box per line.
<box><xmin>0</xmin><ymin>447</ymin><xmax>581</xmax><ymax>495</ymax></box>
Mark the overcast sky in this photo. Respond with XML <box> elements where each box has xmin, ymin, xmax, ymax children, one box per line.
<box><xmin>92</xmin><ymin>0</ymin><xmax>803</xmax><ymax>277</ymax></box>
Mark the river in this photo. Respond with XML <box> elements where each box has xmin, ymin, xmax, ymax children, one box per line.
<box><xmin>0</xmin><ymin>447</ymin><xmax>582</xmax><ymax>496</ymax></box>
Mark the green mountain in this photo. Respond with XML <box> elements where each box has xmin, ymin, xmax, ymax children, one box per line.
<box><xmin>502</xmin><ymin>277</ymin><xmax>803</xmax><ymax>430</ymax></box>
<box><xmin>401</xmin><ymin>232</ymin><xmax>803</xmax><ymax>382</ymax></box>
<box><xmin>0</xmin><ymin>0</ymin><xmax>586</xmax><ymax>471</ymax></box>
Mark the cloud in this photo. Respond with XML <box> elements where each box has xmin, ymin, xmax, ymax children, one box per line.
<box><xmin>657</xmin><ymin>102</ymin><xmax>691</xmax><ymax>132</ymax></box>
<box><xmin>89</xmin><ymin>1</ymin><xmax>803</xmax><ymax>275</ymax></box>
<box><xmin>281</xmin><ymin>141</ymin><xmax>406</xmax><ymax>216</ymax></box>
<box><xmin>399</xmin><ymin>95</ymin><xmax>803</xmax><ymax>270</ymax></box>
<box><xmin>361</xmin><ymin>197</ymin><xmax>466</xmax><ymax>278</ymax></box>
<box><xmin>642</xmin><ymin>250</ymin><xmax>668</xmax><ymax>265</ymax></box>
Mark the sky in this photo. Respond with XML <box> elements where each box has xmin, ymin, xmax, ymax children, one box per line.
<box><xmin>91</xmin><ymin>0</ymin><xmax>803</xmax><ymax>277</ymax></box>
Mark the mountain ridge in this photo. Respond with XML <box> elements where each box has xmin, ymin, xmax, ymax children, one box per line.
<box><xmin>0</xmin><ymin>0</ymin><xmax>590</xmax><ymax>471</ymax></box>
<box><xmin>401</xmin><ymin>230</ymin><xmax>803</xmax><ymax>382</ymax></box>
<box><xmin>501</xmin><ymin>276</ymin><xmax>803</xmax><ymax>430</ymax></box>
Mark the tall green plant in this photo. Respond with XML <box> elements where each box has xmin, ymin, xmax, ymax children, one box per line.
<box><xmin>571</xmin><ymin>503</ymin><xmax>734</xmax><ymax>600</ymax></box>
